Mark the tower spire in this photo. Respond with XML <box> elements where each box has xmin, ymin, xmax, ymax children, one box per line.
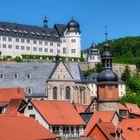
<box><xmin>105</xmin><ymin>25</ymin><xmax>108</xmax><ymax>42</ymax></box>
<box><xmin>43</xmin><ymin>16</ymin><xmax>48</xmax><ymax>28</ymax></box>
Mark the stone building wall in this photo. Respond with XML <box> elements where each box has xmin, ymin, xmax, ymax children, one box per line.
<box><xmin>46</xmin><ymin>81</ymin><xmax>91</xmax><ymax>105</ymax></box>
<box><xmin>79</xmin><ymin>62</ymin><xmax>137</xmax><ymax>77</ymax></box>
<box><xmin>97</xmin><ymin>102</ymin><xmax>119</xmax><ymax>112</ymax></box>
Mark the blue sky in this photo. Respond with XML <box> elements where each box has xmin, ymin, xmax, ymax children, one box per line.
<box><xmin>0</xmin><ymin>0</ymin><xmax>140</xmax><ymax>49</ymax></box>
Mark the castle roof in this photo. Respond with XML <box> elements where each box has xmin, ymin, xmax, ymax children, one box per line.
<box><xmin>0</xmin><ymin>21</ymin><xmax>68</xmax><ymax>42</ymax></box>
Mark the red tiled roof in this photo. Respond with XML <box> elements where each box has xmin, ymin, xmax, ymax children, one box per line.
<box><xmin>4</xmin><ymin>99</ymin><xmax>25</xmax><ymax>116</ymax></box>
<box><xmin>122</xmin><ymin>130</ymin><xmax>140</xmax><ymax>140</ymax></box>
<box><xmin>75</xmin><ymin>103</ymin><xmax>86</xmax><ymax>113</ymax></box>
<box><xmin>0</xmin><ymin>88</ymin><xmax>25</xmax><ymax>102</ymax></box>
<box><xmin>125</xmin><ymin>103</ymin><xmax>140</xmax><ymax>115</ymax></box>
<box><xmin>83</xmin><ymin>111</ymin><xmax>116</xmax><ymax>136</ymax></box>
<box><xmin>0</xmin><ymin>115</ymin><xmax>56</xmax><ymax>140</ymax></box>
<box><xmin>118</xmin><ymin>118</ymin><xmax>140</xmax><ymax>130</ymax></box>
<box><xmin>31</xmin><ymin>100</ymin><xmax>85</xmax><ymax>125</ymax></box>
<box><xmin>118</xmin><ymin>103</ymin><xmax>128</xmax><ymax>110</ymax></box>
<box><xmin>97</xmin><ymin>122</ymin><xmax>116</xmax><ymax>140</ymax></box>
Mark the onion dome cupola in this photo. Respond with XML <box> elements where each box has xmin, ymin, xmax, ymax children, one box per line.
<box><xmin>67</xmin><ymin>18</ymin><xmax>80</xmax><ymax>33</ymax></box>
<box><xmin>97</xmin><ymin>30</ymin><xmax>118</xmax><ymax>83</ymax></box>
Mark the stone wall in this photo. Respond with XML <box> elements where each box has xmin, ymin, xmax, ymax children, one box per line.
<box><xmin>79</xmin><ymin>62</ymin><xmax>137</xmax><ymax>77</ymax></box>
<box><xmin>97</xmin><ymin>102</ymin><xmax>119</xmax><ymax>112</ymax></box>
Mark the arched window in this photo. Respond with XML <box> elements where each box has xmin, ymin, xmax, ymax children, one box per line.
<box><xmin>53</xmin><ymin>87</ymin><xmax>57</xmax><ymax>99</ymax></box>
<box><xmin>63</xmin><ymin>48</ymin><xmax>66</xmax><ymax>54</ymax></box>
<box><xmin>66</xmin><ymin>86</ymin><xmax>70</xmax><ymax>99</ymax></box>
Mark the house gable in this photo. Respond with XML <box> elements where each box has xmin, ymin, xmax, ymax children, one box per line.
<box><xmin>49</xmin><ymin>62</ymin><xmax>73</xmax><ymax>81</ymax></box>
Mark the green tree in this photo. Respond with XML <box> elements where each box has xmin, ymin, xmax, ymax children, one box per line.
<box><xmin>121</xmin><ymin>65</ymin><xmax>131</xmax><ymax>82</ymax></box>
<box><xmin>95</xmin><ymin>63</ymin><xmax>102</xmax><ymax>73</ymax></box>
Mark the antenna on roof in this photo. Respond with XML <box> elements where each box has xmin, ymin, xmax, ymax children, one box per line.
<box><xmin>43</xmin><ymin>15</ymin><xmax>48</xmax><ymax>28</ymax></box>
<box><xmin>105</xmin><ymin>25</ymin><xmax>108</xmax><ymax>42</ymax></box>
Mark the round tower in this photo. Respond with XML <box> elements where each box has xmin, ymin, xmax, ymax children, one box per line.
<box><xmin>65</xmin><ymin>18</ymin><xmax>81</xmax><ymax>58</ymax></box>
<box><xmin>96</xmin><ymin>31</ymin><xmax>119</xmax><ymax>111</ymax></box>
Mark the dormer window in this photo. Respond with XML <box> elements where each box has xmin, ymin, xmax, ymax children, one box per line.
<box><xmin>26</xmin><ymin>87</ymin><xmax>32</xmax><ymax>94</ymax></box>
<box><xmin>0</xmin><ymin>73</ymin><xmax>4</xmax><ymax>79</ymax></box>
<box><xmin>13</xmin><ymin>73</ymin><xmax>18</xmax><ymax>79</ymax></box>
<box><xmin>26</xmin><ymin>73</ymin><xmax>31</xmax><ymax>79</ymax></box>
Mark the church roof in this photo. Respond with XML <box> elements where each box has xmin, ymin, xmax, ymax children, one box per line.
<box><xmin>0</xmin><ymin>62</ymin><xmax>84</xmax><ymax>97</ymax></box>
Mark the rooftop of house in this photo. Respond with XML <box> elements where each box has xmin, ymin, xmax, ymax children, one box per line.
<box><xmin>118</xmin><ymin>103</ymin><xmax>128</xmax><ymax>110</ymax></box>
<box><xmin>0</xmin><ymin>115</ymin><xmax>56</xmax><ymax>140</ymax></box>
<box><xmin>118</xmin><ymin>118</ymin><xmax>140</xmax><ymax>130</ymax></box>
<box><xmin>0</xmin><ymin>88</ymin><xmax>25</xmax><ymax>102</ymax></box>
<box><xmin>83</xmin><ymin>111</ymin><xmax>116</xmax><ymax>137</ymax></box>
<box><xmin>74</xmin><ymin>103</ymin><xmax>86</xmax><ymax>114</ymax></box>
<box><xmin>31</xmin><ymin>100</ymin><xmax>85</xmax><ymax>126</ymax></box>
<box><xmin>121</xmin><ymin>130</ymin><xmax>140</xmax><ymax>140</ymax></box>
<box><xmin>96</xmin><ymin>122</ymin><xmax>116</xmax><ymax>140</ymax></box>
<box><xmin>125</xmin><ymin>103</ymin><xmax>140</xmax><ymax>115</ymax></box>
<box><xmin>4</xmin><ymin>99</ymin><xmax>26</xmax><ymax>116</ymax></box>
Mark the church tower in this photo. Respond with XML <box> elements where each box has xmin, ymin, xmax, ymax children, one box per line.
<box><xmin>96</xmin><ymin>29</ymin><xmax>119</xmax><ymax>111</ymax></box>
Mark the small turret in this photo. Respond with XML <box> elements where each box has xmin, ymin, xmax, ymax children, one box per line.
<box><xmin>43</xmin><ymin>16</ymin><xmax>48</xmax><ymax>28</ymax></box>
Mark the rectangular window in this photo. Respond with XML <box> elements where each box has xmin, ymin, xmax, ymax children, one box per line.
<box><xmin>26</xmin><ymin>46</ymin><xmax>30</xmax><ymax>50</ymax></box>
<box><xmin>39</xmin><ymin>48</ymin><xmax>42</xmax><ymax>52</ymax></box>
<box><xmin>57</xmin><ymin>43</ymin><xmax>61</xmax><ymax>47</ymax></box>
<box><xmin>63</xmin><ymin>39</ymin><xmax>66</xmax><ymax>43</ymax></box>
<box><xmin>16</xmin><ymin>45</ymin><xmax>19</xmax><ymax>49</ymax></box>
<box><xmin>71</xmin><ymin>39</ymin><xmax>76</xmax><ymax>43</ymax></box>
<box><xmin>8</xmin><ymin>45</ymin><xmax>12</xmax><ymax>49</ymax></box>
<box><xmin>8</xmin><ymin>37</ymin><xmax>12</xmax><ymax>42</ymax></box>
<box><xmin>45</xmin><ymin>41</ymin><xmax>48</xmax><ymax>46</ymax></box>
<box><xmin>21</xmin><ymin>46</ymin><xmax>25</xmax><ymax>50</ymax></box>
<box><xmin>71</xmin><ymin>49</ymin><xmax>76</xmax><ymax>53</ymax></box>
<box><xmin>33</xmin><ymin>47</ymin><xmax>37</xmax><ymax>51</ymax></box>
<box><xmin>44</xmin><ymin>48</ymin><xmax>48</xmax><ymax>52</ymax></box>
<box><xmin>57</xmin><ymin>50</ymin><xmax>60</xmax><ymax>54</ymax></box>
<box><xmin>15</xmin><ymin>38</ymin><xmax>19</xmax><ymax>42</ymax></box>
<box><xmin>21</xmin><ymin>38</ymin><xmax>25</xmax><ymax>43</ymax></box>
<box><xmin>3</xmin><ymin>44</ymin><xmax>6</xmax><ymax>48</ymax></box>
<box><xmin>3</xmin><ymin>37</ymin><xmax>6</xmax><ymax>41</ymax></box>
<box><xmin>26</xmin><ymin>39</ymin><xmax>30</xmax><ymax>44</ymax></box>
<box><xmin>30</xmin><ymin>114</ymin><xmax>35</xmax><ymax>119</ymax></box>
<box><xmin>39</xmin><ymin>41</ymin><xmax>42</xmax><ymax>45</ymax></box>
<box><xmin>33</xmin><ymin>40</ymin><xmax>37</xmax><ymax>44</ymax></box>
<box><xmin>28</xmin><ymin>105</ymin><xmax>33</xmax><ymax>110</ymax></box>
<box><xmin>50</xmin><ymin>49</ymin><xmax>53</xmax><ymax>53</ymax></box>
<box><xmin>50</xmin><ymin>42</ymin><xmax>53</xmax><ymax>46</ymax></box>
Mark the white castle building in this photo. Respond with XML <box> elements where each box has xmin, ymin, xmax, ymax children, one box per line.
<box><xmin>82</xmin><ymin>42</ymin><xmax>101</xmax><ymax>63</ymax></box>
<box><xmin>0</xmin><ymin>18</ymin><xmax>81</xmax><ymax>58</ymax></box>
